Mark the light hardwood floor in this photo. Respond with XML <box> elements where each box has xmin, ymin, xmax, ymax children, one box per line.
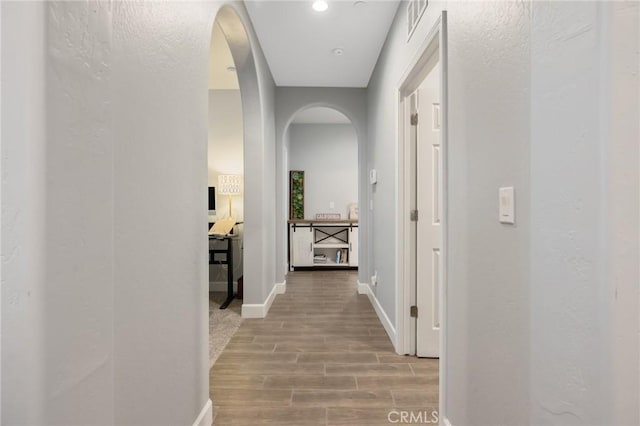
<box><xmin>210</xmin><ymin>270</ymin><xmax>438</xmax><ymax>425</ymax></box>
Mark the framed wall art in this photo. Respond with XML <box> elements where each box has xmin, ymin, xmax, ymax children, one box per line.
<box><xmin>289</xmin><ymin>170</ymin><xmax>305</xmax><ymax>220</ymax></box>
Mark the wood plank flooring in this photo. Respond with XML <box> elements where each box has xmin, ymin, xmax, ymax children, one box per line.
<box><xmin>210</xmin><ymin>270</ymin><xmax>438</xmax><ymax>425</ymax></box>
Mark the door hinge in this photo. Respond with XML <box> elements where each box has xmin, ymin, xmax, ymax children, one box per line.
<box><xmin>410</xmin><ymin>113</ymin><xmax>419</xmax><ymax>126</ymax></box>
<box><xmin>410</xmin><ymin>305</ymin><xmax>418</xmax><ymax>318</ymax></box>
<box><xmin>410</xmin><ymin>210</ymin><xmax>419</xmax><ymax>221</ymax></box>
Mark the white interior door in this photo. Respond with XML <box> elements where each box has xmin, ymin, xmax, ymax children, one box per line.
<box><xmin>416</xmin><ymin>60</ymin><xmax>442</xmax><ymax>358</ymax></box>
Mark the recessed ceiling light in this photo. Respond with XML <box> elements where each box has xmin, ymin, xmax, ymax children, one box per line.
<box><xmin>354</xmin><ymin>0</ymin><xmax>366</xmax><ymax>6</ymax></box>
<box><xmin>312</xmin><ymin>0</ymin><xmax>329</xmax><ymax>12</ymax></box>
<box><xmin>226</xmin><ymin>66</ymin><xmax>236</xmax><ymax>72</ymax></box>
<box><xmin>332</xmin><ymin>47</ymin><xmax>344</xmax><ymax>56</ymax></box>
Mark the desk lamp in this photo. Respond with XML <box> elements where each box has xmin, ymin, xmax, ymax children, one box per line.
<box><xmin>218</xmin><ymin>174</ymin><xmax>242</xmax><ymax>220</ymax></box>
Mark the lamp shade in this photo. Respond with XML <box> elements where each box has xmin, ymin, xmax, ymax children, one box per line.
<box><xmin>218</xmin><ymin>174</ymin><xmax>242</xmax><ymax>195</ymax></box>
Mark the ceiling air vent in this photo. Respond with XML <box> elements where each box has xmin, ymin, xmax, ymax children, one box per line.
<box><xmin>407</xmin><ymin>0</ymin><xmax>428</xmax><ymax>40</ymax></box>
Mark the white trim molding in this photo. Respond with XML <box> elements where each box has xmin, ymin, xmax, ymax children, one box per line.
<box><xmin>395</xmin><ymin>11</ymin><xmax>449</xmax><ymax>424</ymax></box>
<box><xmin>359</xmin><ymin>283</ymin><xmax>397</xmax><ymax>350</ymax></box>
<box><xmin>192</xmin><ymin>399</ymin><xmax>212</xmax><ymax>426</ymax></box>
<box><xmin>241</xmin><ymin>281</ymin><xmax>286</xmax><ymax>318</ymax></box>
<box><xmin>442</xmin><ymin>416</ymin><xmax>453</xmax><ymax>426</ymax></box>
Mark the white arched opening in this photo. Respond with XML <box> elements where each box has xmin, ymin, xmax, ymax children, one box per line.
<box><xmin>208</xmin><ymin>5</ymin><xmax>264</xmax><ymax>310</ymax></box>
<box><xmin>274</xmin><ymin>88</ymin><xmax>369</xmax><ymax>289</ymax></box>
<box><xmin>282</xmin><ymin>106</ymin><xmax>360</xmax><ymax>271</ymax></box>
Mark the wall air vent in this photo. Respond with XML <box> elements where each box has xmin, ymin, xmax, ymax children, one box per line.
<box><xmin>407</xmin><ymin>0</ymin><xmax>428</xmax><ymax>40</ymax></box>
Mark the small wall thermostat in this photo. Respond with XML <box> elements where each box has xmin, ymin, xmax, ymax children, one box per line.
<box><xmin>369</xmin><ymin>169</ymin><xmax>377</xmax><ymax>185</ymax></box>
<box><xmin>499</xmin><ymin>187</ymin><xmax>515</xmax><ymax>224</ymax></box>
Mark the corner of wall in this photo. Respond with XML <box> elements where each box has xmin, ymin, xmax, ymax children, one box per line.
<box><xmin>241</xmin><ymin>280</ymin><xmax>286</xmax><ymax>318</ymax></box>
<box><xmin>192</xmin><ymin>399</ymin><xmax>212</xmax><ymax>426</ymax></box>
<box><xmin>358</xmin><ymin>281</ymin><xmax>397</xmax><ymax>350</ymax></box>
<box><xmin>441</xmin><ymin>416</ymin><xmax>454</xmax><ymax>426</ymax></box>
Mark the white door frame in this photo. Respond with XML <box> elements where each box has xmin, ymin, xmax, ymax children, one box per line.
<box><xmin>395</xmin><ymin>11</ymin><xmax>448</xmax><ymax>420</ymax></box>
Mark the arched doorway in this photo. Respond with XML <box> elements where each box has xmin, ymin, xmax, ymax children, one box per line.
<box><xmin>205</xmin><ymin>0</ymin><xmax>264</xmax><ymax>395</ymax></box>
<box><xmin>207</xmin><ymin>5</ymin><xmax>263</xmax><ymax>306</ymax></box>
<box><xmin>282</xmin><ymin>106</ymin><xmax>359</xmax><ymax>270</ymax></box>
<box><xmin>207</xmin><ymin>11</ymin><xmax>245</xmax><ymax>370</ymax></box>
<box><xmin>274</xmin><ymin>90</ymin><xmax>369</xmax><ymax>295</ymax></box>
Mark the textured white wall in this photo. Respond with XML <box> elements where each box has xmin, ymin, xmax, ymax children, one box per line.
<box><xmin>2</xmin><ymin>3</ymin><xmax>49</xmax><ymax>424</ymax></box>
<box><xmin>275</xmin><ymin>88</ymin><xmax>368</xmax><ymax>285</ymax></box>
<box><xmin>289</xmin><ymin>123</ymin><xmax>358</xmax><ymax>219</ymax></box>
<box><xmin>368</xmin><ymin>0</ymin><xmax>639</xmax><ymax>424</ymax></box>
<box><xmin>369</xmin><ymin>2</ymin><xmax>530</xmax><ymax>422</ymax></box>
<box><xmin>530</xmin><ymin>3</ymin><xmax>609</xmax><ymax>423</ymax></box>
<box><xmin>531</xmin><ymin>2</ymin><xmax>639</xmax><ymax>425</ymax></box>
<box><xmin>602</xmin><ymin>6</ymin><xmax>639</xmax><ymax>422</ymax></box>
<box><xmin>113</xmin><ymin>1</ymin><xmax>276</xmax><ymax>422</ymax></box>
<box><xmin>112</xmin><ymin>4</ymin><xmax>211</xmax><ymax>421</ymax></box>
<box><xmin>446</xmin><ymin>2</ymin><xmax>531</xmax><ymax>422</ymax></box>
<box><xmin>1</xmin><ymin>1</ymin><xmax>276</xmax><ymax>424</ymax></box>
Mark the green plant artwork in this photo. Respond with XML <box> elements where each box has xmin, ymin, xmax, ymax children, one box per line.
<box><xmin>289</xmin><ymin>170</ymin><xmax>304</xmax><ymax>219</ymax></box>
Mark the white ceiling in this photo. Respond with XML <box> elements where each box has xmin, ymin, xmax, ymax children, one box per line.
<box><xmin>245</xmin><ymin>0</ymin><xmax>400</xmax><ymax>88</ymax></box>
<box><xmin>291</xmin><ymin>107</ymin><xmax>352</xmax><ymax>123</ymax></box>
<box><xmin>209</xmin><ymin>23</ymin><xmax>240</xmax><ymax>90</ymax></box>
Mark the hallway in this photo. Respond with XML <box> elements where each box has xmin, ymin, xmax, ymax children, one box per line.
<box><xmin>210</xmin><ymin>271</ymin><xmax>438</xmax><ymax>425</ymax></box>
<box><xmin>3</xmin><ymin>1</ymin><xmax>638</xmax><ymax>425</ymax></box>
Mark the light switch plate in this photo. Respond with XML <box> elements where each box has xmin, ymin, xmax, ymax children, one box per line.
<box><xmin>499</xmin><ymin>187</ymin><xmax>515</xmax><ymax>224</ymax></box>
<box><xmin>369</xmin><ymin>169</ymin><xmax>377</xmax><ymax>184</ymax></box>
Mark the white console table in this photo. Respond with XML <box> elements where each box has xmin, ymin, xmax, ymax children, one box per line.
<box><xmin>288</xmin><ymin>220</ymin><xmax>358</xmax><ymax>270</ymax></box>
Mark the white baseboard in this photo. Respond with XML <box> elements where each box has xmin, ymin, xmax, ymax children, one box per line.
<box><xmin>360</xmin><ymin>284</ymin><xmax>397</xmax><ymax>350</ymax></box>
<box><xmin>208</xmin><ymin>281</ymin><xmax>237</xmax><ymax>292</ymax></box>
<box><xmin>241</xmin><ymin>281</ymin><xmax>286</xmax><ymax>318</ymax></box>
<box><xmin>193</xmin><ymin>399</ymin><xmax>212</xmax><ymax>426</ymax></box>
<box><xmin>274</xmin><ymin>280</ymin><xmax>287</xmax><ymax>295</ymax></box>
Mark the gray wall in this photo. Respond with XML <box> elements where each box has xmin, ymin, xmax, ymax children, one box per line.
<box><xmin>1</xmin><ymin>1</ymin><xmax>277</xmax><ymax>424</ymax></box>
<box><xmin>275</xmin><ymin>88</ymin><xmax>369</xmax><ymax>285</ymax></box>
<box><xmin>289</xmin><ymin>123</ymin><xmax>358</xmax><ymax>219</ymax></box>
<box><xmin>445</xmin><ymin>1</ymin><xmax>531</xmax><ymax>422</ymax></box>
<box><xmin>367</xmin><ymin>0</ymin><xmax>639</xmax><ymax>424</ymax></box>
<box><xmin>369</xmin><ymin>2</ymin><xmax>530</xmax><ymax>422</ymax></box>
<box><xmin>606</xmin><ymin>3</ymin><xmax>640</xmax><ymax>422</ymax></box>
<box><xmin>2</xmin><ymin>3</ymin><xmax>52</xmax><ymax>424</ymax></box>
<box><xmin>530</xmin><ymin>2</ymin><xmax>639</xmax><ymax>425</ymax></box>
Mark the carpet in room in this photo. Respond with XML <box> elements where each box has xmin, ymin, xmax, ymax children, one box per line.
<box><xmin>209</xmin><ymin>297</ymin><xmax>243</xmax><ymax>368</ymax></box>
